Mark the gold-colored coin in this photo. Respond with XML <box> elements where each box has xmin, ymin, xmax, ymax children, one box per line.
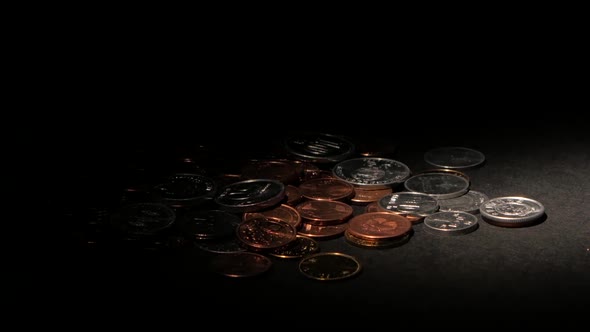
<box><xmin>299</xmin><ymin>252</ymin><xmax>361</xmax><ymax>281</ymax></box>
<box><xmin>269</xmin><ymin>235</ymin><xmax>320</xmax><ymax>259</ymax></box>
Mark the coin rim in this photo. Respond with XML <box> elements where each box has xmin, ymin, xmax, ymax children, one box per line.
<box><xmin>423</xmin><ymin>146</ymin><xmax>486</xmax><ymax>169</ymax></box>
<box><xmin>298</xmin><ymin>252</ymin><xmax>362</xmax><ymax>281</ymax></box>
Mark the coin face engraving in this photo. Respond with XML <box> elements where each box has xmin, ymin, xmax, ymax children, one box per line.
<box><xmin>424</xmin><ymin>146</ymin><xmax>485</xmax><ymax>169</ymax></box>
<box><xmin>480</xmin><ymin>197</ymin><xmax>544</xmax><ymax>220</ymax></box>
<box><xmin>236</xmin><ymin>217</ymin><xmax>297</xmax><ymax>249</ymax></box>
<box><xmin>299</xmin><ymin>252</ymin><xmax>361</xmax><ymax>281</ymax></box>
<box><xmin>215</xmin><ymin>179</ymin><xmax>285</xmax><ymax>212</ymax></box>
<box><xmin>424</xmin><ymin>211</ymin><xmax>479</xmax><ymax>235</ymax></box>
<box><xmin>285</xmin><ymin>133</ymin><xmax>354</xmax><ymax>163</ymax></box>
<box><xmin>378</xmin><ymin>192</ymin><xmax>439</xmax><ymax>216</ymax></box>
<box><xmin>348</xmin><ymin>212</ymin><xmax>412</xmax><ymax>239</ymax></box>
<box><xmin>333</xmin><ymin>158</ymin><xmax>411</xmax><ymax>187</ymax></box>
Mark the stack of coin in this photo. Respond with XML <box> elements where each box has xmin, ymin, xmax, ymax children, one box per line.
<box><xmin>295</xmin><ymin>200</ymin><xmax>353</xmax><ymax>239</ymax></box>
<box><xmin>345</xmin><ymin>212</ymin><xmax>413</xmax><ymax>248</ymax></box>
<box><xmin>377</xmin><ymin>192</ymin><xmax>439</xmax><ymax>224</ymax></box>
<box><xmin>298</xmin><ymin>177</ymin><xmax>355</xmax><ymax>202</ymax></box>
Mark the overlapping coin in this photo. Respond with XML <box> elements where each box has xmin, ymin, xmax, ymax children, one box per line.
<box><xmin>332</xmin><ymin>157</ymin><xmax>411</xmax><ymax>189</ymax></box>
<box><xmin>215</xmin><ymin>179</ymin><xmax>285</xmax><ymax>213</ymax></box>
<box><xmin>424</xmin><ymin>146</ymin><xmax>485</xmax><ymax>169</ymax></box>
<box><xmin>299</xmin><ymin>252</ymin><xmax>361</xmax><ymax>281</ymax></box>
<box><xmin>423</xmin><ymin>211</ymin><xmax>479</xmax><ymax>236</ymax></box>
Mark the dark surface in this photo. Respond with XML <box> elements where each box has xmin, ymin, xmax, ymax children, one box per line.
<box><xmin>55</xmin><ymin>122</ymin><xmax>589</xmax><ymax>325</ymax></box>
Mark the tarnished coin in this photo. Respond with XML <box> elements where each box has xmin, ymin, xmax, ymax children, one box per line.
<box><xmin>215</xmin><ymin>179</ymin><xmax>285</xmax><ymax>213</ymax></box>
<box><xmin>110</xmin><ymin>202</ymin><xmax>175</xmax><ymax>236</ymax></box>
<box><xmin>209</xmin><ymin>252</ymin><xmax>272</xmax><ymax>278</ymax></box>
<box><xmin>236</xmin><ymin>217</ymin><xmax>297</xmax><ymax>250</ymax></box>
<box><xmin>378</xmin><ymin>192</ymin><xmax>439</xmax><ymax>217</ymax></box>
<box><xmin>152</xmin><ymin>173</ymin><xmax>217</xmax><ymax>207</ymax></box>
<box><xmin>403</xmin><ymin>173</ymin><xmax>470</xmax><ymax>199</ymax></box>
<box><xmin>241</xmin><ymin>160</ymin><xmax>299</xmax><ymax>185</ymax></box>
<box><xmin>298</xmin><ymin>178</ymin><xmax>355</xmax><ymax>201</ymax></box>
<box><xmin>332</xmin><ymin>158</ymin><xmax>411</xmax><ymax>189</ymax></box>
<box><xmin>284</xmin><ymin>132</ymin><xmax>355</xmax><ymax>163</ymax></box>
<box><xmin>269</xmin><ymin>235</ymin><xmax>320</xmax><ymax>259</ymax></box>
<box><xmin>179</xmin><ymin>209</ymin><xmax>240</xmax><ymax>240</ymax></box>
<box><xmin>423</xmin><ymin>211</ymin><xmax>479</xmax><ymax>236</ymax></box>
<box><xmin>424</xmin><ymin>146</ymin><xmax>485</xmax><ymax>169</ymax></box>
<box><xmin>438</xmin><ymin>190</ymin><xmax>489</xmax><ymax>214</ymax></box>
<box><xmin>480</xmin><ymin>196</ymin><xmax>545</xmax><ymax>226</ymax></box>
<box><xmin>299</xmin><ymin>252</ymin><xmax>361</xmax><ymax>281</ymax></box>
<box><xmin>347</xmin><ymin>212</ymin><xmax>412</xmax><ymax>240</ymax></box>
<box><xmin>345</xmin><ymin>230</ymin><xmax>411</xmax><ymax>249</ymax></box>
<box><xmin>296</xmin><ymin>200</ymin><xmax>354</xmax><ymax>225</ymax></box>
<box><xmin>297</xmin><ymin>222</ymin><xmax>348</xmax><ymax>239</ymax></box>
<box><xmin>243</xmin><ymin>204</ymin><xmax>302</xmax><ymax>230</ymax></box>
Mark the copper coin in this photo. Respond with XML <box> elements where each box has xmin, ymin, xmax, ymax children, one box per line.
<box><xmin>344</xmin><ymin>229</ymin><xmax>411</xmax><ymax>249</ymax></box>
<box><xmin>298</xmin><ymin>178</ymin><xmax>355</xmax><ymax>201</ymax></box>
<box><xmin>296</xmin><ymin>200</ymin><xmax>354</xmax><ymax>225</ymax></box>
<box><xmin>347</xmin><ymin>212</ymin><xmax>412</xmax><ymax>240</ymax></box>
<box><xmin>209</xmin><ymin>252</ymin><xmax>272</xmax><ymax>278</ymax></box>
<box><xmin>365</xmin><ymin>201</ymin><xmax>382</xmax><ymax>213</ymax></box>
<box><xmin>304</xmin><ymin>170</ymin><xmax>337</xmax><ymax>181</ymax></box>
<box><xmin>243</xmin><ymin>204</ymin><xmax>302</xmax><ymax>230</ymax></box>
<box><xmin>236</xmin><ymin>217</ymin><xmax>297</xmax><ymax>250</ymax></box>
<box><xmin>284</xmin><ymin>185</ymin><xmax>303</xmax><ymax>206</ymax></box>
<box><xmin>299</xmin><ymin>252</ymin><xmax>361</xmax><ymax>281</ymax></box>
<box><xmin>241</xmin><ymin>160</ymin><xmax>299</xmax><ymax>185</ymax></box>
<box><xmin>269</xmin><ymin>235</ymin><xmax>320</xmax><ymax>259</ymax></box>
<box><xmin>297</xmin><ymin>222</ymin><xmax>348</xmax><ymax>239</ymax></box>
<box><xmin>350</xmin><ymin>186</ymin><xmax>393</xmax><ymax>204</ymax></box>
<box><xmin>279</xmin><ymin>159</ymin><xmax>321</xmax><ymax>183</ymax></box>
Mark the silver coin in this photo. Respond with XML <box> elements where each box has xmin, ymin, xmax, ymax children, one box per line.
<box><xmin>284</xmin><ymin>132</ymin><xmax>355</xmax><ymax>163</ymax></box>
<box><xmin>152</xmin><ymin>173</ymin><xmax>217</xmax><ymax>207</ymax></box>
<box><xmin>377</xmin><ymin>192</ymin><xmax>439</xmax><ymax>217</ymax></box>
<box><xmin>424</xmin><ymin>146</ymin><xmax>485</xmax><ymax>169</ymax></box>
<box><xmin>404</xmin><ymin>173</ymin><xmax>470</xmax><ymax>199</ymax></box>
<box><xmin>110</xmin><ymin>202</ymin><xmax>175</xmax><ymax>236</ymax></box>
<box><xmin>424</xmin><ymin>211</ymin><xmax>479</xmax><ymax>236</ymax></box>
<box><xmin>215</xmin><ymin>179</ymin><xmax>285</xmax><ymax>213</ymax></box>
<box><xmin>179</xmin><ymin>209</ymin><xmax>241</xmax><ymax>240</ymax></box>
<box><xmin>332</xmin><ymin>157</ymin><xmax>411</xmax><ymax>189</ymax></box>
<box><xmin>480</xmin><ymin>196</ymin><xmax>545</xmax><ymax>223</ymax></box>
<box><xmin>437</xmin><ymin>190</ymin><xmax>489</xmax><ymax>214</ymax></box>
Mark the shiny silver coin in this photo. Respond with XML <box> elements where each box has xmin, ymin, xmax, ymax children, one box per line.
<box><xmin>423</xmin><ymin>211</ymin><xmax>479</xmax><ymax>236</ymax></box>
<box><xmin>152</xmin><ymin>173</ymin><xmax>217</xmax><ymax>207</ymax></box>
<box><xmin>377</xmin><ymin>192</ymin><xmax>439</xmax><ymax>217</ymax></box>
<box><xmin>284</xmin><ymin>132</ymin><xmax>355</xmax><ymax>163</ymax></box>
<box><xmin>437</xmin><ymin>190</ymin><xmax>489</xmax><ymax>214</ymax></box>
<box><xmin>332</xmin><ymin>157</ymin><xmax>411</xmax><ymax>189</ymax></box>
<box><xmin>179</xmin><ymin>209</ymin><xmax>241</xmax><ymax>240</ymax></box>
<box><xmin>480</xmin><ymin>196</ymin><xmax>545</xmax><ymax>223</ymax></box>
<box><xmin>110</xmin><ymin>202</ymin><xmax>175</xmax><ymax>236</ymax></box>
<box><xmin>424</xmin><ymin>146</ymin><xmax>485</xmax><ymax>169</ymax></box>
<box><xmin>215</xmin><ymin>179</ymin><xmax>285</xmax><ymax>213</ymax></box>
<box><xmin>404</xmin><ymin>172</ymin><xmax>470</xmax><ymax>199</ymax></box>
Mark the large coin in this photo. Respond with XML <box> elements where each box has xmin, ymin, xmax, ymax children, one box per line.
<box><xmin>332</xmin><ymin>157</ymin><xmax>411</xmax><ymax>189</ymax></box>
<box><xmin>424</xmin><ymin>146</ymin><xmax>485</xmax><ymax>169</ymax></box>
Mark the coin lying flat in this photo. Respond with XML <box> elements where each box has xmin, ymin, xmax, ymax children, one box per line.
<box><xmin>297</xmin><ymin>222</ymin><xmax>348</xmax><ymax>239</ymax></box>
<box><xmin>347</xmin><ymin>212</ymin><xmax>412</xmax><ymax>240</ymax></box>
<box><xmin>209</xmin><ymin>252</ymin><xmax>272</xmax><ymax>278</ymax></box>
<box><xmin>269</xmin><ymin>235</ymin><xmax>320</xmax><ymax>259</ymax></box>
<box><xmin>298</xmin><ymin>178</ymin><xmax>355</xmax><ymax>201</ymax></box>
<box><xmin>437</xmin><ymin>190</ymin><xmax>489</xmax><ymax>214</ymax></box>
<box><xmin>423</xmin><ymin>211</ymin><xmax>479</xmax><ymax>236</ymax></box>
<box><xmin>243</xmin><ymin>204</ymin><xmax>302</xmax><ymax>230</ymax></box>
<box><xmin>378</xmin><ymin>192</ymin><xmax>439</xmax><ymax>217</ymax></box>
<box><xmin>236</xmin><ymin>217</ymin><xmax>297</xmax><ymax>250</ymax></box>
<box><xmin>480</xmin><ymin>196</ymin><xmax>545</xmax><ymax>227</ymax></box>
<box><xmin>299</xmin><ymin>252</ymin><xmax>361</xmax><ymax>281</ymax></box>
<box><xmin>215</xmin><ymin>179</ymin><xmax>285</xmax><ymax>213</ymax></box>
<box><xmin>196</xmin><ymin>237</ymin><xmax>248</xmax><ymax>254</ymax></box>
<box><xmin>332</xmin><ymin>157</ymin><xmax>411</xmax><ymax>189</ymax></box>
<box><xmin>179</xmin><ymin>209</ymin><xmax>240</xmax><ymax>240</ymax></box>
<box><xmin>404</xmin><ymin>172</ymin><xmax>470</xmax><ymax>199</ymax></box>
<box><xmin>241</xmin><ymin>160</ymin><xmax>299</xmax><ymax>185</ymax></box>
<box><xmin>152</xmin><ymin>173</ymin><xmax>217</xmax><ymax>208</ymax></box>
<box><xmin>296</xmin><ymin>200</ymin><xmax>353</xmax><ymax>225</ymax></box>
<box><xmin>344</xmin><ymin>230</ymin><xmax>411</xmax><ymax>249</ymax></box>
<box><xmin>284</xmin><ymin>132</ymin><xmax>355</xmax><ymax>163</ymax></box>
<box><xmin>110</xmin><ymin>202</ymin><xmax>176</xmax><ymax>236</ymax></box>
<box><xmin>424</xmin><ymin>146</ymin><xmax>485</xmax><ymax>169</ymax></box>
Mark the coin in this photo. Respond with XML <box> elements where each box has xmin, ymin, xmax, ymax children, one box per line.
<box><xmin>350</xmin><ymin>186</ymin><xmax>392</xmax><ymax>204</ymax></box>
<box><xmin>152</xmin><ymin>173</ymin><xmax>217</xmax><ymax>208</ymax></box>
<box><xmin>299</xmin><ymin>252</ymin><xmax>361</xmax><ymax>281</ymax></box>
<box><xmin>424</xmin><ymin>146</ymin><xmax>485</xmax><ymax>169</ymax></box>
<box><xmin>284</xmin><ymin>132</ymin><xmax>355</xmax><ymax>163</ymax></box>
<box><xmin>110</xmin><ymin>202</ymin><xmax>175</xmax><ymax>236</ymax></box>
<box><xmin>438</xmin><ymin>190</ymin><xmax>489</xmax><ymax>214</ymax></box>
<box><xmin>269</xmin><ymin>235</ymin><xmax>320</xmax><ymax>259</ymax></box>
<box><xmin>332</xmin><ymin>157</ymin><xmax>411</xmax><ymax>189</ymax></box>
<box><xmin>243</xmin><ymin>204</ymin><xmax>302</xmax><ymax>230</ymax></box>
<box><xmin>414</xmin><ymin>168</ymin><xmax>470</xmax><ymax>182</ymax></box>
<box><xmin>196</xmin><ymin>237</ymin><xmax>248</xmax><ymax>254</ymax></box>
<box><xmin>480</xmin><ymin>196</ymin><xmax>545</xmax><ymax>226</ymax></box>
<box><xmin>241</xmin><ymin>159</ymin><xmax>299</xmax><ymax>185</ymax></box>
<box><xmin>209</xmin><ymin>252</ymin><xmax>272</xmax><ymax>278</ymax></box>
<box><xmin>297</xmin><ymin>222</ymin><xmax>348</xmax><ymax>239</ymax></box>
<box><xmin>347</xmin><ymin>212</ymin><xmax>412</xmax><ymax>240</ymax></box>
<box><xmin>179</xmin><ymin>209</ymin><xmax>240</xmax><ymax>240</ymax></box>
<box><xmin>296</xmin><ymin>200</ymin><xmax>354</xmax><ymax>225</ymax></box>
<box><xmin>236</xmin><ymin>217</ymin><xmax>297</xmax><ymax>250</ymax></box>
<box><xmin>365</xmin><ymin>201</ymin><xmax>382</xmax><ymax>213</ymax></box>
<box><xmin>378</xmin><ymin>192</ymin><xmax>439</xmax><ymax>217</ymax></box>
<box><xmin>298</xmin><ymin>178</ymin><xmax>355</xmax><ymax>201</ymax></box>
<box><xmin>284</xmin><ymin>185</ymin><xmax>303</xmax><ymax>206</ymax></box>
<box><xmin>344</xmin><ymin>230</ymin><xmax>411</xmax><ymax>249</ymax></box>
<box><xmin>215</xmin><ymin>179</ymin><xmax>285</xmax><ymax>213</ymax></box>
<box><xmin>403</xmin><ymin>172</ymin><xmax>470</xmax><ymax>199</ymax></box>
<box><xmin>423</xmin><ymin>211</ymin><xmax>479</xmax><ymax>236</ymax></box>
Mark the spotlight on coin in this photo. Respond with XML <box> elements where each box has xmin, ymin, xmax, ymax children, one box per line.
<box><xmin>479</xmin><ymin>196</ymin><xmax>545</xmax><ymax>227</ymax></box>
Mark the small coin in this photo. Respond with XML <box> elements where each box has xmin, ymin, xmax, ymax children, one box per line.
<box><xmin>297</xmin><ymin>222</ymin><xmax>348</xmax><ymax>239</ymax></box>
<box><xmin>480</xmin><ymin>196</ymin><xmax>545</xmax><ymax>226</ymax></box>
<box><xmin>344</xmin><ymin>230</ymin><xmax>411</xmax><ymax>249</ymax></box>
<box><xmin>438</xmin><ymin>190</ymin><xmax>489</xmax><ymax>214</ymax></box>
<box><xmin>404</xmin><ymin>173</ymin><xmax>470</xmax><ymax>199</ymax></box>
<box><xmin>424</xmin><ymin>146</ymin><xmax>485</xmax><ymax>169</ymax></box>
<box><xmin>269</xmin><ymin>235</ymin><xmax>320</xmax><ymax>259</ymax></box>
<box><xmin>347</xmin><ymin>212</ymin><xmax>412</xmax><ymax>240</ymax></box>
<box><xmin>299</xmin><ymin>252</ymin><xmax>361</xmax><ymax>281</ymax></box>
<box><xmin>296</xmin><ymin>200</ymin><xmax>354</xmax><ymax>225</ymax></box>
<box><xmin>215</xmin><ymin>179</ymin><xmax>285</xmax><ymax>213</ymax></box>
<box><xmin>423</xmin><ymin>211</ymin><xmax>479</xmax><ymax>236</ymax></box>
<box><xmin>378</xmin><ymin>192</ymin><xmax>439</xmax><ymax>217</ymax></box>
<box><xmin>298</xmin><ymin>178</ymin><xmax>355</xmax><ymax>201</ymax></box>
<box><xmin>152</xmin><ymin>173</ymin><xmax>217</xmax><ymax>207</ymax></box>
<box><xmin>110</xmin><ymin>202</ymin><xmax>175</xmax><ymax>236</ymax></box>
<box><xmin>284</xmin><ymin>132</ymin><xmax>355</xmax><ymax>163</ymax></box>
<box><xmin>179</xmin><ymin>209</ymin><xmax>240</xmax><ymax>240</ymax></box>
<box><xmin>332</xmin><ymin>157</ymin><xmax>411</xmax><ymax>189</ymax></box>
<box><xmin>209</xmin><ymin>252</ymin><xmax>272</xmax><ymax>278</ymax></box>
<box><xmin>236</xmin><ymin>217</ymin><xmax>297</xmax><ymax>250</ymax></box>
<box><xmin>243</xmin><ymin>204</ymin><xmax>302</xmax><ymax>230</ymax></box>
